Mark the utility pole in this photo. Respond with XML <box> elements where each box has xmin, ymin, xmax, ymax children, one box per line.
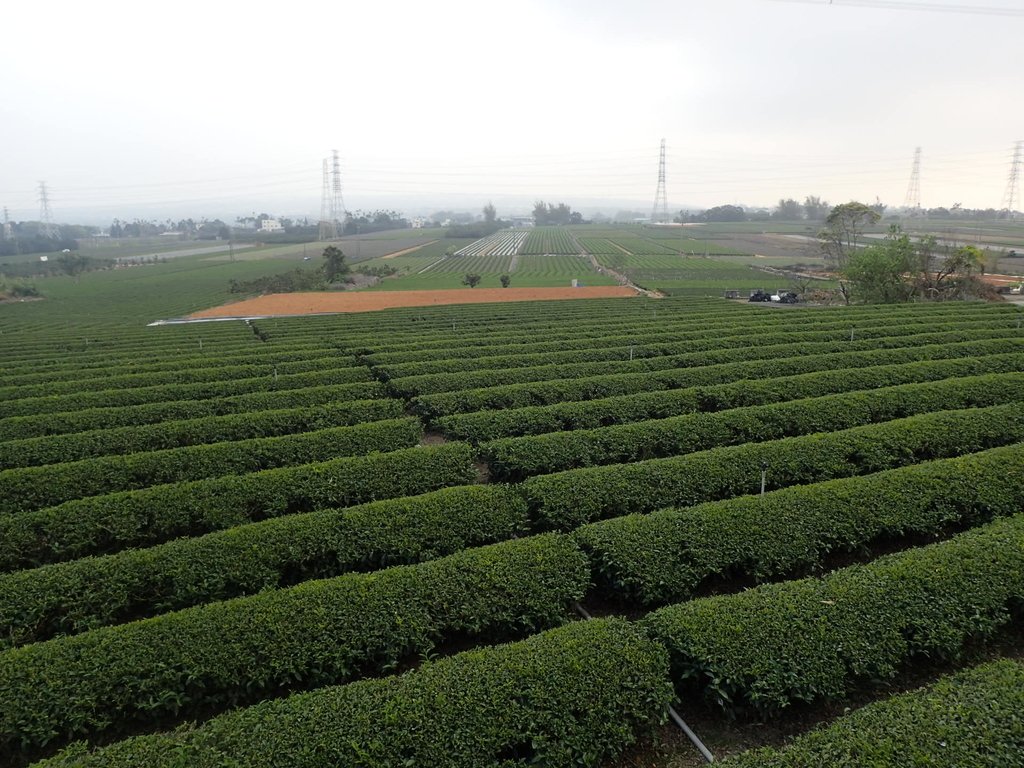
<box><xmin>651</xmin><ymin>139</ymin><xmax>669</xmax><ymax>224</ymax></box>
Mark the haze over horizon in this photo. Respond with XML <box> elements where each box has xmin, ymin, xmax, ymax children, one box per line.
<box><xmin>3</xmin><ymin>0</ymin><xmax>1022</xmax><ymax>225</ymax></box>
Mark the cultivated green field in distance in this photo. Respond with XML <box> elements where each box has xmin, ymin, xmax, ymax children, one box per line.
<box><xmin>9</xmin><ymin>218</ymin><xmax>1020</xmax><ymax>306</ymax></box>
<box><xmin>3</xmin><ymin>260</ymin><xmax>1024</xmax><ymax>767</ymax></box>
<box><xmin>344</xmin><ymin>224</ymin><xmax>816</xmax><ymax>296</ymax></box>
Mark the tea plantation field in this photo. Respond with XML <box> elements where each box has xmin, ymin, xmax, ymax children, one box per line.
<box><xmin>1</xmin><ymin>278</ymin><xmax>1023</xmax><ymax>766</ymax></box>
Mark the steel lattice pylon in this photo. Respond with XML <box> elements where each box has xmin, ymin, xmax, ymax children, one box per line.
<box><xmin>651</xmin><ymin>139</ymin><xmax>669</xmax><ymax>223</ymax></box>
<box><xmin>903</xmin><ymin>146</ymin><xmax>922</xmax><ymax>213</ymax></box>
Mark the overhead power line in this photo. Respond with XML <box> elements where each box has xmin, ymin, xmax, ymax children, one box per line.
<box><xmin>768</xmin><ymin>0</ymin><xmax>1024</xmax><ymax>16</ymax></box>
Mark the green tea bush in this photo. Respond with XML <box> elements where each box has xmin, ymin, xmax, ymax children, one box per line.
<box><xmin>0</xmin><ymin>418</ymin><xmax>423</xmax><ymax>514</ymax></box>
<box><xmin>521</xmin><ymin>403</ymin><xmax>1024</xmax><ymax>529</ymax></box>
<box><xmin>32</xmin><ymin>619</ymin><xmax>671</xmax><ymax>768</ymax></box>
<box><xmin>0</xmin><ymin>534</ymin><xmax>588</xmax><ymax>754</ymax></box>
<box><xmin>415</xmin><ymin>334</ymin><xmax>1024</xmax><ymax>418</ymax></box>
<box><xmin>723</xmin><ymin>659</ymin><xmax>1024</xmax><ymax>767</ymax></box>
<box><xmin>641</xmin><ymin>514</ymin><xmax>1024</xmax><ymax>716</ymax></box>
<box><xmin>0</xmin><ymin>385</ymin><xmax>391</xmax><ymax>442</ymax></box>
<box><xmin>0</xmin><ymin>485</ymin><xmax>528</xmax><ymax>647</ymax></box>
<box><xmin>0</xmin><ymin>401</ymin><xmax>409</xmax><ymax>468</ymax></box>
<box><xmin>438</xmin><ymin>352</ymin><xmax>1024</xmax><ymax>442</ymax></box>
<box><xmin>577</xmin><ymin>443</ymin><xmax>1024</xmax><ymax>605</ymax></box>
<box><xmin>0</xmin><ymin>366</ymin><xmax>372</xmax><ymax>419</ymax></box>
<box><xmin>484</xmin><ymin>372</ymin><xmax>1024</xmax><ymax>480</ymax></box>
<box><xmin>0</xmin><ymin>443</ymin><xmax>476</xmax><ymax>570</ymax></box>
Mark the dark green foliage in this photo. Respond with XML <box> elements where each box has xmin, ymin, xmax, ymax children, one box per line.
<box><xmin>33</xmin><ymin>619</ymin><xmax>671</xmax><ymax>768</ymax></box>
<box><xmin>0</xmin><ymin>401</ymin><xmax>408</xmax><ymax>469</ymax></box>
<box><xmin>0</xmin><ymin>485</ymin><xmax>528</xmax><ymax>647</ymax></box>
<box><xmin>0</xmin><ymin>418</ymin><xmax>423</xmax><ymax>514</ymax></box>
<box><xmin>576</xmin><ymin>443</ymin><xmax>1024</xmax><ymax>605</ymax></box>
<box><xmin>0</xmin><ymin>356</ymin><xmax>356</xmax><ymax>402</ymax></box>
<box><xmin>483</xmin><ymin>372</ymin><xmax>1024</xmax><ymax>480</ymax></box>
<box><xmin>0</xmin><ymin>387</ymin><xmax>391</xmax><ymax>442</ymax></box>
<box><xmin>0</xmin><ymin>443</ymin><xmax>477</xmax><ymax>570</ymax></box>
<box><xmin>388</xmin><ymin>321</ymin><xmax>1018</xmax><ymax>398</ymax></box>
<box><xmin>322</xmin><ymin>245</ymin><xmax>350</xmax><ymax>283</ymax></box>
<box><xmin>641</xmin><ymin>514</ymin><xmax>1024</xmax><ymax>717</ymax></box>
<box><xmin>0</xmin><ymin>534</ymin><xmax>589</xmax><ymax>755</ymax></box>
<box><xmin>228</xmin><ymin>267</ymin><xmax>325</xmax><ymax>295</ymax></box>
<box><xmin>521</xmin><ymin>403</ymin><xmax>1024</xmax><ymax>529</ymax></box>
<box><xmin>723</xmin><ymin>659</ymin><xmax>1024</xmax><ymax>767</ymax></box>
<box><xmin>438</xmin><ymin>352</ymin><xmax>1024</xmax><ymax>442</ymax></box>
<box><xmin>0</xmin><ymin>366</ymin><xmax>373</xmax><ymax>419</ymax></box>
<box><xmin>377</xmin><ymin>313</ymin><xmax>1011</xmax><ymax>380</ymax></box>
<box><xmin>414</xmin><ymin>334</ymin><xmax>1024</xmax><ymax>418</ymax></box>
<box><xmin>3</xmin><ymin>343</ymin><xmax>341</xmax><ymax>386</ymax></box>
<box><xmin>362</xmin><ymin>303</ymin><xmax>1009</xmax><ymax>365</ymax></box>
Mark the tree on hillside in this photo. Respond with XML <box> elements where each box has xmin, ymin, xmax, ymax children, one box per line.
<box><xmin>322</xmin><ymin>245</ymin><xmax>349</xmax><ymax>282</ymax></box>
<box><xmin>462</xmin><ymin>273</ymin><xmax>482</xmax><ymax>288</ymax></box>
<box><xmin>483</xmin><ymin>202</ymin><xmax>496</xmax><ymax>224</ymax></box>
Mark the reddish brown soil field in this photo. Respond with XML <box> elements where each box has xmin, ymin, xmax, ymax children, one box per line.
<box><xmin>188</xmin><ymin>286</ymin><xmax>639</xmax><ymax>318</ymax></box>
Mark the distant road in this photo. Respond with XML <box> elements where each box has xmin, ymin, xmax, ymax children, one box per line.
<box><xmin>114</xmin><ymin>243</ymin><xmax>255</xmax><ymax>262</ymax></box>
<box><xmin>862</xmin><ymin>233</ymin><xmax>1024</xmax><ymax>252</ymax></box>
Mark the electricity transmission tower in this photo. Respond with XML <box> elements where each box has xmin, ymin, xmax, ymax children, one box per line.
<box><xmin>318</xmin><ymin>150</ymin><xmax>347</xmax><ymax>240</ymax></box>
<box><xmin>903</xmin><ymin>147</ymin><xmax>921</xmax><ymax>214</ymax></box>
<box><xmin>38</xmin><ymin>182</ymin><xmax>60</xmax><ymax>238</ymax></box>
<box><xmin>331</xmin><ymin>149</ymin><xmax>346</xmax><ymax>225</ymax></box>
<box><xmin>651</xmin><ymin>139</ymin><xmax>669</xmax><ymax>223</ymax></box>
<box><xmin>318</xmin><ymin>158</ymin><xmax>337</xmax><ymax>241</ymax></box>
<box><xmin>1</xmin><ymin>207</ymin><xmax>11</xmax><ymax>240</ymax></box>
<box><xmin>1003</xmin><ymin>140</ymin><xmax>1022</xmax><ymax>219</ymax></box>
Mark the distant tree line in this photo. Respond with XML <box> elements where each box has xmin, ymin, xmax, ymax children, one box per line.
<box><xmin>675</xmin><ymin>195</ymin><xmax>842</xmax><ymax>224</ymax></box>
<box><xmin>229</xmin><ymin>245</ymin><xmax>352</xmax><ymax>296</ymax></box>
<box><xmin>533</xmin><ymin>201</ymin><xmax>584</xmax><ymax>226</ymax></box>
<box><xmin>0</xmin><ymin>235</ymin><xmax>79</xmax><ymax>258</ymax></box>
<box><xmin>677</xmin><ymin>198</ymin><xmax>1013</xmax><ymax>225</ymax></box>
<box><xmin>342</xmin><ymin>210</ymin><xmax>409</xmax><ymax>235</ymax></box>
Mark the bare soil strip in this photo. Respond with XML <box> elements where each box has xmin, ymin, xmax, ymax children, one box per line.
<box><xmin>187</xmin><ymin>287</ymin><xmax>640</xmax><ymax>318</ymax></box>
<box><xmin>380</xmin><ymin>241</ymin><xmax>438</xmax><ymax>260</ymax></box>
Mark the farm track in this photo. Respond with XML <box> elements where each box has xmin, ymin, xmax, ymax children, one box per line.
<box><xmin>2</xmin><ymin>296</ymin><xmax>1024</xmax><ymax>766</ymax></box>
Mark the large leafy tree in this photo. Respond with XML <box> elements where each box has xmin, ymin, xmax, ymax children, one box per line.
<box><xmin>819</xmin><ymin>202</ymin><xmax>881</xmax><ymax>304</ymax></box>
<box><xmin>842</xmin><ymin>226</ymin><xmax>915</xmax><ymax>303</ymax></box>
<box><xmin>843</xmin><ymin>226</ymin><xmax>989</xmax><ymax>303</ymax></box>
<box><xmin>322</xmin><ymin>245</ymin><xmax>349</xmax><ymax>282</ymax></box>
<box><xmin>820</xmin><ymin>202</ymin><xmax>880</xmax><ymax>268</ymax></box>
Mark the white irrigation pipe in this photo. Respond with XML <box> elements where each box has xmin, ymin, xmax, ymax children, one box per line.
<box><xmin>572</xmin><ymin>602</ymin><xmax>715</xmax><ymax>763</ymax></box>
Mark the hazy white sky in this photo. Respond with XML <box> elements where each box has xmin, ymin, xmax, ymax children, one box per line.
<box><xmin>2</xmin><ymin>0</ymin><xmax>1022</xmax><ymax>222</ymax></box>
